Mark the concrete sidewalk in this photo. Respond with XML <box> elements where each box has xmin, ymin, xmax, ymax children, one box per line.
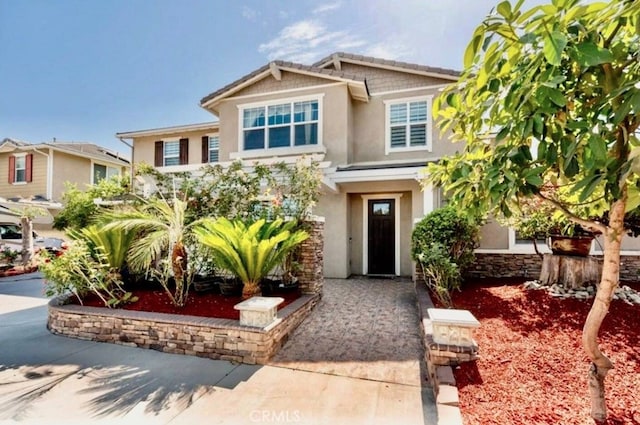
<box><xmin>0</xmin><ymin>273</ymin><xmax>436</xmax><ymax>425</ymax></box>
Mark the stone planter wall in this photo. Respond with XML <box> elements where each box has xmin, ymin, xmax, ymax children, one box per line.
<box><xmin>414</xmin><ymin>282</ymin><xmax>468</xmax><ymax>425</ymax></box>
<box><xmin>296</xmin><ymin>217</ymin><xmax>324</xmax><ymax>295</ymax></box>
<box><xmin>48</xmin><ymin>294</ymin><xmax>319</xmax><ymax>365</ymax></box>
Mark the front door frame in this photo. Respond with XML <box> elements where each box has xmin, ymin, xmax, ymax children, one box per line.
<box><xmin>361</xmin><ymin>193</ymin><xmax>402</xmax><ymax>276</ymax></box>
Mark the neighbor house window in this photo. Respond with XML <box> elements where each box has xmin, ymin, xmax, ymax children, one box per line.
<box><xmin>8</xmin><ymin>154</ymin><xmax>32</xmax><ymax>184</ymax></box>
<box><xmin>208</xmin><ymin>136</ymin><xmax>219</xmax><ymax>162</ymax></box>
<box><xmin>163</xmin><ymin>141</ymin><xmax>180</xmax><ymax>166</ymax></box>
<box><xmin>93</xmin><ymin>164</ymin><xmax>120</xmax><ymax>184</ymax></box>
<box><xmin>241</xmin><ymin>98</ymin><xmax>320</xmax><ymax>151</ymax></box>
<box><xmin>385</xmin><ymin>96</ymin><xmax>432</xmax><ymax>153</ymax></box>
<box><xmin>15</xmin><ymin>156</ymin><xmax>26</xmax><ymax>183</ymax></box>
<box><xmin>154</xmin><ymin>139</ymin><xmax>188</xmax><ymax>167</ymax></box>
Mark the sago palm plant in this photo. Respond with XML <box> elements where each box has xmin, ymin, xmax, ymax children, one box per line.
<box><xmin>68</xmin><ymin>224</ymin><xmax>137</xmax><ymax>273</ymax></box>
<box><xmin>194</xmin><ymin>217</ymin><xmax>308</xmax><ymax>298</ymax></box>
<box><xmin>101</xmin><ymin>196</ymin><xmax>196</xmax><ymax>307</ymax></box>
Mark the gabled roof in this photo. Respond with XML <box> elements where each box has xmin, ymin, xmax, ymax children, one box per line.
<box><xmin>0</xmin><ymin>139</ymin><xmax>130</xmax><ymax>166</ymax></box>
<box><xmin>313</xmin><ymin>52</ymin><xmax>461</xmax><ymax>80</ymax></box>
<box><xmin>116</xmin><ymin>121</ymin><xmax>219</xmax><ymax>139</ymax></box>
<box><xmin>200</xmin><ymin>60</ymin><xmax>369</xmax><ymax>109</ymax></box>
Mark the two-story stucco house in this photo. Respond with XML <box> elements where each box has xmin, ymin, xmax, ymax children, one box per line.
<box><xmin>0</xmin><ymin>138</ymin><xmax>130</xmax><ymax>203</ymax></box>
<box><xmin>118</xmin><ymin>52</ymin><xmax>640</xmax><ymax>280</ymax></box>
<box><xmin>118</xmin><ymin>53</ymin><xmax>460</xmax><ymax>278</ymax></box>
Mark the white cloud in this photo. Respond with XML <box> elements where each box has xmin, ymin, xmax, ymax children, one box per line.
<box><xmin>312</xmin><ymin>1</ymin><xmax>342</xmax><ymax>15</ymax></box>
<box><xmin>259</xmin><ymin>19</ymin><xmax>365</xmax><ymax>62</ymax></box>
<box><xmin>242</xmin><ymin>6</ymin><xmax>258</xmax><ymax>22</ymax></box>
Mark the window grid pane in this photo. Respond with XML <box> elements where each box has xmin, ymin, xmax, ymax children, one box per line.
<box><xmin>243</xmin><ymin>107</ymin><xmax>265</xmax><ymax>128</ymax></box>
<box><xmin>294</xmin><ymin>123</ymin><xmax>318</xmax><ymax>146</ymax></box>
<box><xmin>409</xmin><ymin>124</ymin><xmax>426</xmax><ymax>146</ymax></box>
<box><xmin>390</xmin><ymin>126</ymin><xmax>406</xmax><ymax>147</ymax></box>
<box><xmin>267</xmin><ymin>104</ymin><xmax>291</xmax><ymax>126</ymax></box>
<box><xmin>409</xmin><ymin>101</ymin><xmax>427</xmax><ymax>122</ymax></box>
<box><xmin>269</xmin><ymin>127</ymin><xmax>291</xmax><ymax>148</ymax></box>
<box><xmin>294</xmin><ymin>101</ymin><xmax>318</xmax><ymax>123</ymax></box>
<box><xmin>244</xmin><ymin>129</ymin><xmax>265</xmax><ymax>150</ymax></box>
<box><xmin>389</xmin><ymin>104</ymin><xmax>407</xmax><ymax>124</ymax></box>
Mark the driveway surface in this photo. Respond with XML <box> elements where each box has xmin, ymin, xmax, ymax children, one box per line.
<box><xmin>0</xmin><ymin>273</ymin><xmax>435</xmax><ymax>424</ymax></box>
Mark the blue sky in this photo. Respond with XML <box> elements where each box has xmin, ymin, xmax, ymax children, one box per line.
<box><xmin>1</xmin><ymin>0</ymin><xmax>542</xmax><ymax>156</ymax></box>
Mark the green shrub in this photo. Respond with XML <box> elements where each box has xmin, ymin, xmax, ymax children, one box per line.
<box><xmin>416</xmin><ymin>243</ymin><xmax>461</xmax><ymax>307</ymax></box>
<box><xmin>411</xmin><ymin>205</ymin><xmax>479</xmax><ymax>271</ymax></box>
<box><xmin>411</xmin><ymin>206</ymin><xmax>479</xmax><ymax>306</ymax></box>
<box><xmin>41</xmin><ymin>241</ymin><xmax>137</xmax><ymax>308</ymax></box>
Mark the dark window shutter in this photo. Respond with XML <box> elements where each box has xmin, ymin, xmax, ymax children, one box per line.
<box><xmin>201</xmin><ymin>136</ymin><xmax>209</xmax><ymax>163</ymax></box>
<box><xmin>8</xmin><ymin>155</ymin><xmax>15</xmax><ymax>184</ymax></box>
<box><xmin>154</xmin><ymin>141</ymin><xmax>163</xmax><ymax>167</ymax></box>
<box><xmin>179</xmin><ymin>138</ymin><xmax>189</xmax><ymax>165</ymax></box>
<box><xmin>25</xmin><ymin>154</ymin><xmax>33</xmax><ymax>182</ymax></box>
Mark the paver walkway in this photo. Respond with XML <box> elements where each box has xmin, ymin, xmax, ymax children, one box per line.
<box><xmin>271</xmin><ymin>277</ymin><xmax>426</xmax><ymax>386</ymax></box>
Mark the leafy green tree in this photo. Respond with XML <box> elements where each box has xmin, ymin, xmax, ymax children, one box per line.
<box><xmin>53</xmin><ymin>175</ymin><xmax>130</xmax><ymax>230</ymax></box>
<box><xmin>194</xmin><ymin>218</ymin><xmax>308</xmax><ymax>298</ymax></box>
<box><xmin>426</xmin><ymin>0</ymin><xmax>639</xmax><ymax>420</ymax></box>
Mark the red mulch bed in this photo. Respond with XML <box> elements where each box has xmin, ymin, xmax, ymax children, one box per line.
<box><xmin>450</xmin><ymin>278</ymin><xmax>640</xmax><ymax>425</ymax></box>
<box><xmin>72</xmin><ymin>288</ymin><xmax>301</xmax><ymax>321</ymax></box>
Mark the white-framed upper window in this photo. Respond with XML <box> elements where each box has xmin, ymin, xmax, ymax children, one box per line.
<box><xmin>385</xmin><ymin>95</ymin><xmax>432</xmax><ymax>154</ymax></box>
<box><xmin>208</xmin><ymin>135</ymin><xmax>219</xmax><ymax>162</ymax></box>
<box><xmin>93</xmin><ymin>163</ymin><xmax>120</xmax><ymax>184</ymax></box>
<box><xmin>239</xmin><ymin>95</ymin><xmax>321</xmax><ymax>152</ymax></box>
<box><xmin>164</xmin><ymin>140</ymin><xmax>180</xmax><ymax>166</ymax></box>
<box><xmin>14</xmin><ymin>155</ymin><xmax>26</xmax><ymax>183</ymax></box>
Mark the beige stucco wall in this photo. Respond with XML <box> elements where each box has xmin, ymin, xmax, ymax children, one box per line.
<box><xmin>317</xmin><ymin>179</ymin><xmax>424</xmax><ymax>278</ymax></box>
<box><xmin>350</xmin><ymin>87</ymin><xmax>460</xmax><ymax>164</ymax></box>
<box><xmin>0</xmin><ymin>151</ymin><xmax>47</xmax><ymax>199</ymax></box>
<box><xmin>478</xmin><ymin>218</ymin><xmax>510</xmax><ymax>250</ymax></box>
<box><xmin>314</xmin><ymin>191</ymin><xmax>350</xmax><ymax>278</ymax></box>
<box><xmin>51</xmin><ymin>151</ymin><xmax>93</xmax><ymax>200</ymax></box>
<box><xmin>217</xmin><ymin>82</ymin><xmax>351</xmax><ymax>164</ymax></box>
<box><xmin>132</xmin><ymin>128</ymin><xmax>220</xmax><ymax>168</ymax></box>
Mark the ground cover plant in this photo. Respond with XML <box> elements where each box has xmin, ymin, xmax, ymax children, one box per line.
<box><xmin>451</xmin><ymin>278</ymin><xmax>640</xmax><ymax>425</ymax></box>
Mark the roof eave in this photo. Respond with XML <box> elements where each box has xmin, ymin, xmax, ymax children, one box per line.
<box><xmin>116</xmin><ymin>122</ymin><xmax>220</xmax><ymax>139</ymax></box>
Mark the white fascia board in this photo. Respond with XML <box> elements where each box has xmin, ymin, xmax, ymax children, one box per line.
<box><xmin>116</xmin><ymin>122</ymin><xmax>220</xmax><ymax>139</ymax></box>
<box><xmin>325</xmin><ymin>166</ymin><xmax>424</xmax><ymax>184</ymax></box>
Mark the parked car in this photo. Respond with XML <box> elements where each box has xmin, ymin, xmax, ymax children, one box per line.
<box><xmin>0</xmin><ymin>223</ymin><xmax>67</xmax><ymax>256</ymax></box>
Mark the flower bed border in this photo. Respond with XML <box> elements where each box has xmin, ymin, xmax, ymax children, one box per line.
<box><xmin>48</xmin><ymin>293</ymin><xmax>319</xmax><ymax>365</ymax></box>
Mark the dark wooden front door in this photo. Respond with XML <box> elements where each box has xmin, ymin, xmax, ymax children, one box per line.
<box><xmin>368</xmin><ymin>199</ymin><xmax>395</xmax><ymax>275</ymax></box>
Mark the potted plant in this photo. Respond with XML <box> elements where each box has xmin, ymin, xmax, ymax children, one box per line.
<box><xmin>509</xmin><ymin>199</ymin><xmax>596</xmax><ymax>257</ymax></box>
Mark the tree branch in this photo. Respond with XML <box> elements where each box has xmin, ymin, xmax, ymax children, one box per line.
<box><xmin>536</xmin><ymin>193</ymin><xmax>608</xmax><ymax>234</ymax></box>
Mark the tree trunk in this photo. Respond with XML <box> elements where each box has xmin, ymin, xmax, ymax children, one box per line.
<box><xmin>242</xmin><ymin>281</ymin><xmax>261</xmax><ymax>299</ymax></box>
<box><xmin>539</xmin><ymin>254</ymin><xmax>602</xmax><ymax>289</ymax></box>
<box><xmin>20</xmin><ymin>216</ymin><xmax>34</xmax><ymax>266</ymax></box>
<box><xmin>583</xmin><ymin>199</ymin><xmax>624</xmax><ymax>421</ymax></box>
<box><xmin>171</xmin><ymin>241</ymin><xmax>189</xmax><ymax>307</ymax></box>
